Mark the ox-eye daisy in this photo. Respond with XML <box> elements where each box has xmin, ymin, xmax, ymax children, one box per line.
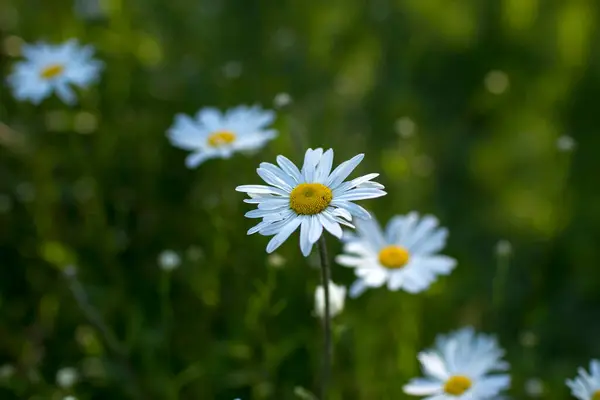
<box><xmin>236</xmin><ymin>148</ymin><xmax>386</xmax><ymax>256</ymax></box>
<box><xmin>404</xmin><ymin>327</ymin><xmax>511</xmax><ymax>399</ymax></box>
<box><xmin>566</xmin><ymin>360</ymin><xmax>600</xmax><ymax>400</ymax></box>
<box><xmin>7</xmin><ymin>39</ymin><xmax>103</xmax><ymax>105</ymax></box>
<box><xmin>167</xmin><ymin>105</ymin><xmax>277</xmax><ymax>168</ymax></box>
<box><xmin>336</xmin><ymin>211</ymin><xmax>456</xmax><ymax>297</ymax></box>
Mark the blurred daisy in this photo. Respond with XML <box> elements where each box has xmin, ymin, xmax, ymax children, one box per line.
<box><xmin>566</xmin><ymin>360</ymin><xmax>600</xmax><ymax>400</ymax></box>
<box><xmin>236</xmin><ymin>148</ymin><xmax>385</xmax><ymax>256</ymax></box>
<box><xmin>7</xmin><ymin>39</ymin><xmax>103</xmax><ymax>105</ymax></box>
<box><xmin>314</xmin><ymin>281</ymin><xmax>346</xmax><ymax>318</ymax></box>
<box><xmin>403</xmin><ymin>327</ymin><xmax>511</xmax><ymax>399</ymax></box>
<box><xmin>336</xmin><ymin>212</ymin><xmax>456</xmax><ymax>297</ymax></box>
<box><xmin>158</xmin><ymin>250</ymin><xmax>181</xmax><ymax>271</ymax></box>
<box><xmin>167</xmin><ymin>105</ymin><xmax>277</xmax><ymax>168</ymax></box>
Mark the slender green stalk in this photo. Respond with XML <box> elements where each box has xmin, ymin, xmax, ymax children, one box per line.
<box><xmin>317</xmin><ymin>236</ymin><xmax>332</xmax><ymax>400</ymax></box>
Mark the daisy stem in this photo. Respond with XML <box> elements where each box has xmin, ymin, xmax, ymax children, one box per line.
<box><xmin>317</xmin><ymin>235</ymin><xmax>332</xmax><ymax>400</ymax></box>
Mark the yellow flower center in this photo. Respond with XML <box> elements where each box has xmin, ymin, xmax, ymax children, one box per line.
<box><xmin>40</xmin><ymin>63</ymin><xmax>65</xmax><ymax>80</ymax></box>
<box><xmin>289</xmin><ymin>183</ymin><xmax>333</xmax><ymax>215</ymax></box>
<box><xmin>593</xmin><ymin>390</ymin><xmax>600</xmax><ymax>400</ymax></box>
<box><xmin>378</xmin><ymin>245</ymin><xmax>410</xmax><ymax>269</ymax></box>
<box><xmin>207</xmin><ymin>130</ymin><xmax>236</xmax><ymax>147</ymax></box>
<box><xmin>444</xmin><ymin>375</ymin><xmax>472</xmax><ymax>396</ymax></box>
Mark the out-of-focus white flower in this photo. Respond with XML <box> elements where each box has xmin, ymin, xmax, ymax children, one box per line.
<box><xmin>403</xmin><ymin>327</ymin><xmax>510</xmax><ymax>399</ymax></box>
<box><xmin>167</xmin><ymin>105</ymin><xmax>277</xmax><ymax>168</ymax></box>
<box><xmin>525</xmin><ymin>378</ymin><xmax>544</xmax><ymax>397</ymax></box>
<box><xmin>314</xmin><ymin>282</ymin><xmax>346</xmax><ymax>318</ymax></box>
<box><xmin>557</xmin><ymin>135</ymin><xmax>576</xmax><ymax>152</ymax></box>
<box><xmin>495</xmin><ymin>240</ymin><xmax>512</xmax><ymax>257</ymax></box>
<box><xmin>56</xmin><ymin>367</ymin><xmax>78</xmax><ymax>388</ymax></box>
<box><xmin>337</xmin><ymin>212</ymin><xmax>456</xmax><ymax>297</ymax></box>
<box><xmin>7</xmin><ymin>39</ymin><xmax>103</xmax><ymax>105</ymax></box>
<box><xmin>237</xmin><ymin>148</ymin><xmax>386</xmax><ymax>256</ymax></box>
<box><xmin>273</xmin><ymin>92</ymin><xmax>292</xmax><ymax>109</ymax></box>
<box><xmin>63</xmin><ymin>396</ymin><xmax>77</xmax><ymax>400</ymax></box>
<box><xmin>158</xmin><ymin>250</ymin><xmax>181</xmax><ymax>271</ymax></box>
<box><xmin>267</xmin><ymin>253</ymin><xmax>286</xmax><ymax>268</ymax></box>
<box><xmin>566</xmin><ymin>360</ymin><xmax>600</xmax><ymax>400</ymax></box>
<box><xmin>484</xmin><ymin>70</ymin><xmax>509</xmax><ymax>94</ymax></box>
<box><xmin>0</xmin><ymin>364</ymin><xmax>15</xmax><ymax>379</ymax></box>
<box><xmin>395</xmin><ymin>117</ymin><xmax>417</xmax><ymax>138</ymax></box>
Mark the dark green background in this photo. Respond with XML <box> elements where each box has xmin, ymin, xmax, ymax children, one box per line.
<box><xmin>1</xmin><ymin>0</ymin><xmax>599</xmax><ymax>398</ymax></box>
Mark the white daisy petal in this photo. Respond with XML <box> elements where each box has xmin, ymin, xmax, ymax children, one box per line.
<box><xmin>418</xmin><ymin>352</ymin><xmax>451</xmax><ymax>380</ymax></box>
<box><xmin>300</xmin><ymin>217</ymin><xmax>314</xmax><ymax>256</ymax></box>
<box><xmin>266</xmin><ymin>217</ymin><xmax>302</xmax><ymax>253</ymax></box>
<box><xmin>257</xmin><ymin>168</ymin><xmax>293</xmax><ymax>191</ymax></box>
<box><xmin>185</xmin><ymin>152</ymin><xmax>214</xmax><ymax>168</ymax></box>
<box><xmin>335</xmin><ymin>188</ymin><xmax>387</xmax><ymax>201</ymax></box>
<box><xmin>235</xmin><ymin>185</ymin><xmax>288</xmax><ymax>196</ymax></box>
<box><xmin>403</xmin><ymin>378</ymin><xmax>443</xmax><ymax>395</ymax></box>
<box><xmin>326</xmin><ymin>153</ymin><xmax>364</xmax><ymax>188</ymax></box>
<box><xmin>315</xmin><ymin>149</ymin><xmax>334</xmax><ymax>183</ymax></box>
<box><xmin>276</xmin><ymin>155</ymin><xmax>302</xmax><ymax>183</ymax></box>
<box><xmin>331</xmin><ymin>200</ymin><xmax>371</xmax><ymax>220</ymax></box>
<box><xmin>318</xmin><ymin>212</ymin><xmax>343</xmax><ymax>238</ymax></box>
<box><xmin>308</xmin><ymin>215</ymin><xmax>323</xmax><ymax>243</ymax></box>
<box><xmin>348</xmin><ymin>279</ymin><xmax>369</xmax><ymax>298</ymax></box>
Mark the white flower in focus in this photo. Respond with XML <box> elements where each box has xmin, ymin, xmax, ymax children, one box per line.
<box><xmin>566</xmin><ymin>360</ymin><xmax>600</xmax><ymax>400</ymax></box>
<box><xmin>314</xmin><ymin>281</ymin><xmax>346</xmax><ymax>318</ymax></box>
<box><xmin>56</xmin><ymin>367</ymin><xmax>78</xmax><ymax>388</ymax></box>
<box><xmin>336</xmin><ymin>212</ymin><xmax>456</xmax><ymax>297</ymax></box>
<box><xmin>236</xmin><ymin>148</ymin><xmax>386</xmax><ymax>256</ymax></box>
<box><xmin>404</xmin><ymin>327</ymin><xmax>510</xmax><ymax>399</ymax></box>
<box><xmin>158</xmin><ymin>250</ymin><xmax>181</xmax><ymax>271</ymax></box>
<box><xmin>167</xmin><ymin>105</ymin><xmax>277</xmax><ymax>168</ymax></box>
<box><xmin>7</xmin><ymin>40</ymin><xmax>103</xmax><ymax>105</ymax></box>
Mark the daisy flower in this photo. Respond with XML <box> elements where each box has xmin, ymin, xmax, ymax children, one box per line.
<box><xmin>566</xmin><ymin>360</ymin><xmax>600</xmax><ymax>400</ymax></box>
<box><xmin>236</xmin><ymin>148</ymin><xmax>386</xmax><ymax>256</ymax></box>
<box><xmin>314</xmin><ymin>281</ymin><xmax>346</xmax><ymax>318</ymax></box>
<box><xmin>7</xmin><ymin>39</ymin><xmax>103</xmax><ymax>105</ymax></box>
<box><xmin>336</xmin><ymin>211</ymin><xmax>456</xmax><ymax>297</ymax></box>
<box><xmin>167</xmin><ymin>105</ymin><xmax>277</xmax><ymax>168</ymax></box>
<box><xmin>403</xmin><ymin>327</ymin><xmax>511</xmax><ymax>399</ymax></box>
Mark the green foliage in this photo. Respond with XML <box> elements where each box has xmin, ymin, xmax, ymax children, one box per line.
<box><xmin>1</xmin><ymin>0</ymin><xmax>599</xmax><ymax>399</ymax></box>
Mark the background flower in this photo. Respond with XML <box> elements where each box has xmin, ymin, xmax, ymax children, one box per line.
<box><xmin>337</xmin><ymin>212</ymin><xmax>456</xmax><ymax>297</ymax></box>
<box><xmin>167</xmin><ymin>105</ymin><xmax>277</xmax><ymax>168</ymax></box>
<box><xmin>403</xmin><ymin>327</ymin><xmax>510</xmax><ymax>399</ymax></box>
<box><xmin>7</xmin><ymin>39</ymin><xmax>103</xmax><ymax>104</ymax></box>
<box><xmin>314</xmin><ymin>281</ymin><xmax>346</xmax><ymax>318</ymax></box>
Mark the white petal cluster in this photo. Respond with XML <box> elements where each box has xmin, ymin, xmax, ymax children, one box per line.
<box><xmin>314</xmin><ymin>281</ymin><xmax>346</xmax><ymax>318</ymax></box>
<box><xmin>404</xmin><ymin>327</ymin><xmax>510</xmax><ymax>399</ymax></box>
<box><xmin>336</xmin><ymin>212</ymin><xmax>456</xmax><ymax>297</ymax></box>
<box><xmin>7</xmin><ymin>39</ymin><xmax>103</xmax><ymax>104</ymax></box>
<box><xmin>167</xmin><ymin>105</ymin><xmax>277</xmax><ymax>168</ymax></box>
<box><xmin>566</xmin><ymin>360</ymin><xmax>600</xmax><ymax>400</ymax></box>
<box><xmin>237</xmin><ymin>148</ymin><xmax>386</xmax><ymax>256</ymax></box>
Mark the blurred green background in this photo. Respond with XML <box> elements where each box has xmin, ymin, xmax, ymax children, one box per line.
<box><xmin>1</xmin><ymin>0</ymin><xmax>599</xmax><ymax>398</ymax></box>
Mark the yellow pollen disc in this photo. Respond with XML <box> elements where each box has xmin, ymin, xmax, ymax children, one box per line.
<box><xmin>444</xmin><ymin>375</ymin><xmax>472</xmax><ymax>396</ymax></box>
<box><xmin>378</xmin><ymin>245</ymin><xmax>410</xmax><ymax>269</ymax></box>
<box><xmin>593</xmin><ymin>390</ymin><xmax>600</xmax><ymax>400</ymax></box>
<box><xmin>289</xmin><ymin>183</ymin><xmax>333</xmax><ymax>215</ymax></box>
<box><xmin>207</xmin><ymin>130</ymin><xmax>236</xmax><ymax>147</ymax></box>
<box><xmin>40</xmin><ymin>63</ymin><xmax>65</xmax><ymax>80</ymax></box>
